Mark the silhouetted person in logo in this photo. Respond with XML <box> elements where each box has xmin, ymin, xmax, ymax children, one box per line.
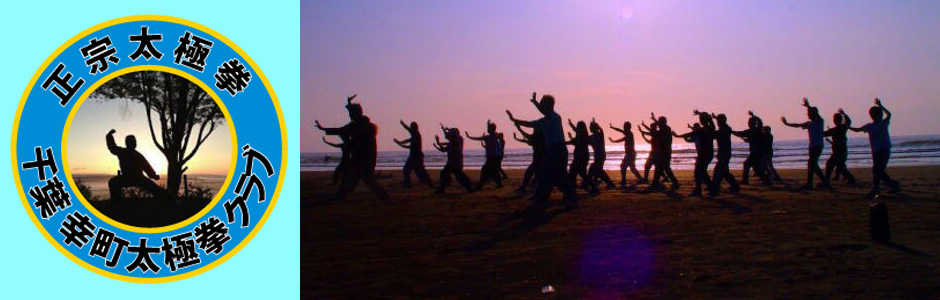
<box><xmin>762</xmin><ymin>126</ymin><xmax>782</xmax><ymax>182</ymax></box>
<box><xmin>507</xmin><ymin>93</ymin><xmax>578</xmax><ymax>209</ymax></box>
<box><xmin>824</xmin><ymin>109</ymin><xmax>856</xmax><ymax>185</ymax></box>
<box><xmin>106</xmin><ymin>129</ymin><xmax>164</xmax><ymax>201</ymax></box>
<box><xmin>782</xmin><ymin>97</ymin><xmax>829</xmax><ymax>189</ymax></box>
<box><xmin>322</xmin><ymin>135</ymin><xmax>351</xmax><ymax>186</ymax></box>
<box><xmin>734</xmin><ymin>111</ymin><xmax>770</xmax><ymax>185</ymax></box>
<box><xmin>588</xmin><ymin>119</ymin><xmax>616</xmax><ymax>189</ymax></box>
<box><xmin>315</xmin><ymin>94</ymin><xmax>390</xmax><ymax>200</ymax></box>
<box><xmin>394</xmin><ymin>120</ymin><xmax>433</xmax><ymax>188</ymax></box>
<box><xmin>708</xmin><ymin>112</ymin><xmax>740</xmax><ymax>197</ymax></box>
<box><xmin>567</xmin><ymin>119</ymin><xmax>599</xmax><ymax>195</ymax></box>
<box><xmin>610</xmin><ymin>121</ymin><xmax>645</xmax><ymax>189</ymax></box>
<box><xmin>513</xmin><ymin>124</ymin><xmax>544</xmax><ymax>193</ymax></box>
<box><xmin>466</xmin><ymin>120</ymin><xmax>503</xmax><ymax>189</ymax></box>
<box><xmin>434</xmin><ymin>125</ymin><xmax>475</xmax><ymax>194</ymax></box>
<box><xmin>850</xmin><ymin>98</ymin><xmax>900</xmax><ymax>197</ymax></box>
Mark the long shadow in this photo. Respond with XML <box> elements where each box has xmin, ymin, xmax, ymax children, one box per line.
<box><xmin>453</xmin><ymin>202</ymin><xmax>570</xmax><ymax>253</ymax></box>
<box><xmin>710</xmin><ymin>198</ymin><xmax>752</xmax><ymax>214</ymax></box>
<box><xmin>878</xmin><ymin>241</ymin><xmax>934</xmax><ymax>258</ymax></box>
<box><xmin>663</xmin><ymin>190</ymin><xmax>685</xmax><ymax>201</ymax></box>
<box><xmin>735</xmin><ymin>192</ymin><xmax>769</xmax><ymax>204</ymax></box>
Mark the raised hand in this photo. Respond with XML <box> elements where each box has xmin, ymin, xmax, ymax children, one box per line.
<box><xmin>780</xmin><ymin>116</ymin><xmax>788</xmax><ymax>124</ymax></box>
<box><xmin>505</xmin><ymin>110</ymin><xmax>515</xmax><ymax>120</ymax></box>
<box><xmin>314</xmin><ymin>120</ymin><xmax>323</xmax><ymax>130</ymax></box>
<box><xmin>802</xmin><ymin>97</ymin><xmax>810</xmax><ymax>107</ymax></box>
<box><xmin>748</xmin><ymin>110</ymin><xmax>755</xmax><ymax>117</ymax></box>
<box><xmin>347</xmin><ymin>94</ymin><xmax>357</xmax><ymax>103</ymax></box>
<box><xmin>108</xmin><ymin>129</ymin><xmax>116</xmax><ymax>135</ymax></box>
<box><xmin>838</xmin><ymin>108</ymin><xmax>844</xmax><ymax>114</ymax></box>
<box><xmin>874</xmin><ymin>98</ymin><xmax>882</xmax><ymax>106</ymax></box>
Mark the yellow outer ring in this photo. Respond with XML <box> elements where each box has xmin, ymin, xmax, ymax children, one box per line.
<box><xmin>62</xmin><ymin>65</ymin><xmax>238</xmax><ymax>233</ymax></box>
<box><xmin>10</xmin><ymin>15</ymin><xmax>288</xmax><ymax>284</ymax></box>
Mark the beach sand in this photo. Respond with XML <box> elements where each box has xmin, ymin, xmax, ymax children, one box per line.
<box><xmin>301</xmin><ymin>167</ymin><xmax>940</xmax><ymax>298</ymax></box>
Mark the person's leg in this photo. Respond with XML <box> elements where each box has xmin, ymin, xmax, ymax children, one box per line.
<box><xmin>437</xmin><ymin>164</ymin><xmax>453</xmax><ymax>193</ymax></box>
<box><xmin>414</xmin><ymin>158</ymin><xmax>434</xmax><ymax>187</ymax></box>
<box><xmin>838</xmin><ymin>160</ymin><xmax>856</xmax><ymax>184</ymax></box>
<box><xmin>520</xmin><ymin>162</ymin><xmax>536</xmax><ymax>191</ymax></box>
<box><xmin>643</xmin><ymin>155</ymin><xmax>654</xmax><ymax>182</ymax></box>
<box><xmin>870</xmin><ymin>150</ymin><xmax>886</xmax><ymax>194</ymax></box>
<box><xmin>360</xmin><ymin>163</ymin><xmax>389</xmax><ymax>200</ymax></box>
<box><xmin>824</xmin><ymin>154</ymin><xmax>837</xmax><ymax>182</ymax></box>
<box><xmin>742</xmin><ymin>155</ymin><xmax>754</xmax><ymax>184</ymax></box>
<box><xmin>336</xmin><ymin>162</ymin><xmax>361</xmax><ymax>200</ymax></box>
<box><xmin>628</xmin><ymin>154</ymin><xmax>644</xmax><ymax>183</ymax></box>
<box><xmin>619</xmin><ymin>158</ymin><xmax>628</xmax><ymax>188</ymax></box>
<box><xmin>454</xmin><ymin>165</ymin><xmax>475</xmax><ymax>192</ymax></box>
<box><xmin>402</xmin><ymin>156</ymin><xmax>415</xmax><ymax>188</ymax></box>
<box><xmin>579</xmin><ymin>161</ymin><xmax>598</xmax><ymax>193</ymax></box>
<box><xmin>108</xmin><ymin>176</ymin><xmax>128</xmax><ymax>201</ymax></box>
<box><xmin>477</xmin><ymin>158</ymin><xmax>493</xmax><ymax>189</ymax></box>
<box><xmin>494</xmin><ymin>157</ymin><xmax>504</xmax><ymax>187</ymax></box>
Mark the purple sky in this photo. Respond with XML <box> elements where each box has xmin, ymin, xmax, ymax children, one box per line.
<box><xmin>301</xmin><ymin>0</ymin><xmax>940</xmax><ymax>153</ymax></box>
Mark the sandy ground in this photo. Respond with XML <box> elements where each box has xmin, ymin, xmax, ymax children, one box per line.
<box><xmin>301</xmin><ymin>166</ymin><xmax>940</xmax><ymax>299</ymax></box>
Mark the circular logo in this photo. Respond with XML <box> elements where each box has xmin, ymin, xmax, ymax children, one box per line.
<box><xmin>11</xmin><ymin>15</ymin><xmax>287</xmax><ymax>283</ymax></box>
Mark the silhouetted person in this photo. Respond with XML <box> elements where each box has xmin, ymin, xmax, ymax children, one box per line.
<box><xmin>507</xmin><ymin>93</ymin><xmax>578</xmax><ymax>209</ymax></box>
<box><xmin>394</xmin><ymin>120</ymin><xmax>433</xmax><ymax>188</ymax></box>
<box><xmin>674</xmin><ymin>110</ymin><xmax>715</xmax><ymax>197</ymax></box>
<box><xmin>106</xmin><ymin>129</ymin><xmax>164</xmax><ymax>201</ymax></box>
<box><xmin>647</xmin><ymin>113</ymin><xmax>679</xmax><ymax>191</ymax></box>
<box><xmin>709</xmin><ymin>112</ymin><xmax>740</xmax><ymax>197</ymax></box>
<box><xmin>497</xmin><ymin>133</ymin><xmax>509</xmax><ymax>180</ymax></box>
<box><xmin>514</xmin><ymin>124</ymin><xmax>544</xmax><ymax>193</ymax></box>
<box><xmin>322</xmin><ymin>135</ymin><xmax>351</xmax><ymax>186</ymax></box>
<box><xmin>782</xmin><ymin>97</ymin><xmax>829</xmax><ymax>189</ymax></box>
<box><xmin>824</xmin><ymin>109</ymin><xmax>856</xmax><ymax>185</ymax></box>
<box><xmin>609</xmin><ymin>121</ymin><xmax>645</xmax><ymax>189</ymax></box>
<box><xmin>850</xmin><ymin>98</ymin><xmax>900</xmax><ymax>197</ymax></box>
<box><xmin>588</xmin><ymin>119</ymin><xmax>616</xmax><ymax>189</ymax></box>
<box><xmin>315</xmin><ymin>94</ymin><xmax>389</xmax><ymax>200</ymax></box>
<box><xmin>434</xmin><ymin>125</ymin><xmax>475</xmax><ymax>194</ymax></box>
<box><xmin>466</xmin><ymin>120</ymin><xmax>503</xmax><ymax>189</ymax></box>
<box><xmin>638</xmin><ymin>122</ymin><xmax>659</xmax><ymax>185</ymax></box>
<box><xmin>567</xmin><ymin>119</ymin><xmax>599</xmax><ymax>195</ymax></box>
<box><xmin>734</xmin><ymin>111</ymin><xmax>770</xmax><ymax>185</ymax></box>
<box><xmin>762</xmin><ymin>126</ymin><xmax>782</xmax><ymax>182</ymax></box>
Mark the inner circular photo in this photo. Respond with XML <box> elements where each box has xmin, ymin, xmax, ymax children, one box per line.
<box><xmin>66</xmin><ymin>70</ymin><xmax>233</xmax><ymax>228</ymax></box>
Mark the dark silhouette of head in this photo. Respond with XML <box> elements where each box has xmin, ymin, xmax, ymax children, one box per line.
<box><xmin>657</xmin><ymin>116</ymin><xmax>667</xmax><ymax>126</ymax></box>
<box><xmin>715</xmin><ymin>113</ymin><xmax>728</xmax><ymax>125</ymax></box>
<box><xmin>833</xmin><ymin>113</ymin><xmax>844</xmax><ymax>125</ymax></box>
<box><xmin>649</xmin><ymin>122</ymin><xmax>659</xmax><ymax>131</ymax></box>
<box><xmin>346</xmin><ymin>103</ymin><xmax>363</xmax><ymax>120</ymax></box>
<box><xmin>623</xmin><ymin>121</ymin><xmax>632</xmax><ymax>130</ymax></box>
<box><xmin>698</xmin><ymin>114</ymin><xmax>711</xmax><ymax>126</ymax></box>
<box><xmin>576</xmin><ymin>121</ymin><xmax>588</xmax><ymax>136</ymax></box>
<box><xmin>869</xmin><ymin>106</ymin><xmax>883</xmax><ymax>121</ymax></box>
<box><xmin>692</xmin><ymin>123</ymin><xmax>701</xmax><ymax>130</ymax></box>
<box><xmin>487</xmin><ymin>122</ymin><xmax>497</xmax><ymax>134</ymax></box>
<box><xmin>589</xmin><ymin>121</ymin><xmax>601</xmax><ymax>134</ymax></box>
<box><xmin>807</xmin><ymin>106</ymin><xmax>819</xmax><ymax>120</ymax></box>
<box><xmin>410</xmin><ymin>121</ymin><xmax>419</xmax><ymax>132</ymax></box>
<box><xmin>538</xmin><ymin>95</ymin><xmax>555</xmax><ymax>115</ymax></box>
<box><xmin>764</xmin><ymin>126</ymin><xmax>772</xmax><ymax>133</ymax></box>
<box><xmin>125</xmin><ymin>135</ymin><xmax>137</xmax><ymax>150</ymax></box>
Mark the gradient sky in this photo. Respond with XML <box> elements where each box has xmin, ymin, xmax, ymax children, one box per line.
<box><xmin>67</xmin><ymin>96</ymin><xmax>232</xmax><ymax>176</ymax></box>
<box><xmin>301</xmin><ymin>0</ymin><xmax>940</xmax><ymax>153</ymax></box>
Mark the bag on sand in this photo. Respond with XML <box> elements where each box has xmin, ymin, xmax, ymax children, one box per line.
<box><xmin>869</xmin><ymin>199</ymin><xmax>890</xmax><ymax>243</ymax></box>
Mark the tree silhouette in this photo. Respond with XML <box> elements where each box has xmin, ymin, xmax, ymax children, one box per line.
<box><xmin>90</xmin><ymin>71</ymin><xmax>224</xmax><ymax>198</ymax></box>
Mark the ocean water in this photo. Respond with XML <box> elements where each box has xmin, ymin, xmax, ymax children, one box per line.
<box><xmin>73</xmin><ymin>174</ymin><xmax>227</xmax><ymax>200</ymax></box>
<box><xmin>301</xmin><ymin>135</ymin><xmax>940</xmax><ymax>172</ymax></box>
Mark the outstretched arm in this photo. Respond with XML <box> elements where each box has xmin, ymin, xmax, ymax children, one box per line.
<box><xmin>609</xmin><ymin>136</ymin><xmax>625</xmax><ymax>143</ymax></box>
<box><xmin>673</xmin><ymin>130</ymin><xmax>692</xmax><ymax>138</ymax></box>
<box><xmin>506</xmin><ymin>110</ymin><xmax>535</xmax><ymax>128</ymax></box>
<box><xmin>106</xmin><ymin>129</ymin><xmax>121</xmax><ymax>155</ymax></box>
<box><xmin>609</xmin><ymin>123</ymin><xmax>625</xmax><ymax>134</ymax></box>
<box><xmin>399</xmin><ymin>120</ymin><xmax>410</xmax><ymax>132</ymax></box>
<box><xmin>315</xmin><ymin>120</ymin><xmax>346</xmax><ymax>135</ymax></box>
<box><xmin>515</xmin><ymin>124</ymin><xmax>533</xmax><ymax>139</ymax></box>
<box><xmin>393</xmin><ymin>138</ymin><xmax>410</xmax><ymax>149</ymax></box>
<box><xmin>465</xmin><ymin>131</ymin><xmax>485</xmax><ymax>141</ymax></box>
<box><xmin>567</xmin><ymin>119</ymin><xmax>577</xmax><ymax>131</ymax></box>
<box><xmin>780</xmin><ymin>117</ymin><xmax>804</xmax><ymax>128</ymax></box>
<box><xmin>140</xmin><ymin>155</ymin><xmax>158</xmax><ymax>180</ymax></box>
<box><xmin>322</xmin><ymin>137</ymin><xmax>343</xmax><ymax>148</ymax></box>
<box><xmin>641</xmin><ymin>134</ymin><xmax>652</xmax><ymax>144</ymax></box>
<box><xmin>513</xmin><ymin>133</ymin><xmax>529</xmax><ymax>144</ymax></box>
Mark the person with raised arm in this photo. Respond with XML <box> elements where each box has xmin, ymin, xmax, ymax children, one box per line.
<box><xmin>394</xmin><ymin>120</ymin><xmax>433</xmax><ymax>189</ymax></box>
<box><xmin>513</xmin><ymin>124</ymin><xmax>544</xmax><ymax>192</ymax></box>
<box><xmin>315</xmin><ymin>94</ymin><xmax>389</xmax><ymax>200</ymax></box>
<box><xmin>674</xmin><ymin>109</ymin><xmax>715</xmax><ymax>197</ymax></box>
<box><xmin>638</xmin><ymin>121</ymin><xmax>662</xmax><ymax>187</ymax></box>
<box><xmin>322</xmin><ymin>135</ymin><xmax>351</xmax><ymax>186</ymax></box>
<box><xmin>433</xmin><ymin>125</ymin><xmax>474</xmax><ymax>194</ymax></box>
<box><xmin>733</xmin><ymin>111</ymin><xmax>770</xmax><ymax>185</ymax></box>
<box><xmin>506</xmin><ymin>93</ymin><xmax>578</xmax><ymax>209</ymax></box>
<box><xmin>823</xmin><ymin>109</ymin><xmax>856</xmax><ymax>185</ymax></box>
<box><xmin>647</xmin><ymin>113</ymin><xmax>679</xmax><ymax>191</ymax></box>
<box><xmin>588</xmin><ymin>119</ymin><xmax>616</xmax><ymax>189</ymax></box>
<box><xmin>610</xmin><ymin>121</ymin><xmax>645</xmax><ymax>189</ymax></box>
<box><xmin>466</xmin><ymin>120</ymin><xmax>503</xmax><ymax>189</ymax></box>
<box><xmin>781</xmin><ymin>97</ymin><xmax>829</xmax><ymax>189</ymax></box>
<box><xmin>708</xmin><ymin>112</ymin><xmax>740</xmax><ymax>197</ymax></box>
<box><xmin>566</xmin><ymin>119</ymin><xmax>599</xmax><ymax>195</ymax></box>
<box><xmin>849</xmin><ymin>98</ymin><xmax>900</xmax><ymax>197</ymax></box>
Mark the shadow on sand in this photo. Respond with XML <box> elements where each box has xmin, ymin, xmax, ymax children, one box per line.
<box><xmin>453</xmin><ymin>202</ymin><xmax>572</xmax><ymax>253</ymax></box>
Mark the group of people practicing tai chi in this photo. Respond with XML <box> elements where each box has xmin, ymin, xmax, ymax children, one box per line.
<box><xmin>314</xmin><ymin>93</ymin><xmax>901</xmax><ymax>207</ymax></box>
